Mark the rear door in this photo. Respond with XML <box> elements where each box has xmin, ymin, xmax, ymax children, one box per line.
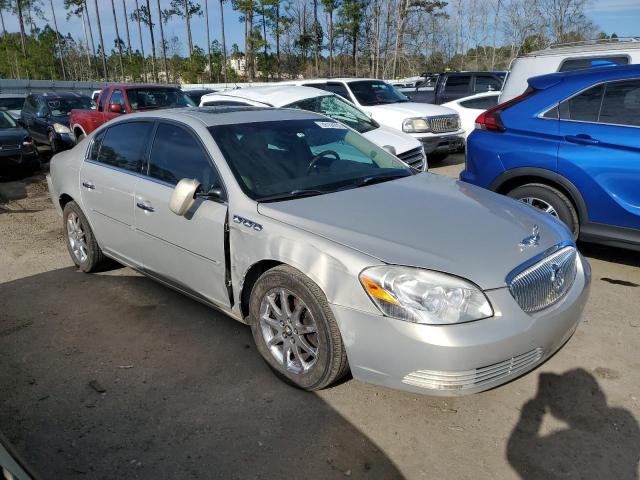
<box><xmin>438</xmin><ymin>75</ymin><xmax>472</xmax><ymax>104</ymax></box>
<box><xmin>80</xmin><ymin>121</ymin><xmax>154</xmax><ymax>264</ymax></box>
<box><xmin>558</xmin><ymin>79</ymin><xmax>640</xmax><ymax>230</ymax></box>
<box><xmin>134</xmin><ymin>121</ymin><xmax>230</xmax><ymax>307</ymax></box>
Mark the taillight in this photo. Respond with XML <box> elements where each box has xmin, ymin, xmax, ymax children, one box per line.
<box><xmin>475</xmin><ymin>89</ymin><xmax>537</xmax><ymax>133</ymax></box>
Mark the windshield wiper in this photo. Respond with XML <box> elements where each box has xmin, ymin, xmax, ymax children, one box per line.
<box><xmin>257</xmin><ymin>189</ymin><xmax>327</xmax><ymax>202</ymax></box>
<box><xmin>355</xmin><ymin>173</ymin><xmax>410</xmax><ymax>187</ymax></box>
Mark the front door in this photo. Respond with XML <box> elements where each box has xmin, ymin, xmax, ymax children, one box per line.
<box><xmin>134</xmin><ymin>122</ymin><xmax>230</xmax><ymax>307</ymax></box>
<box><xmin>80</xmin><ymin>121</ymin><xmax>155</xmax><ymax>265</ymax></box>
<box><xmin>558</xmin><ymin>79</ymin><xmax>640</xmax><ymax>230</ymax></box>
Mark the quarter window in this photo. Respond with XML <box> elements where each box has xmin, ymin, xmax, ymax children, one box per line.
<box><xmin>559</xmin><ymin>56</ymin><xmax>629</xmax><ymax>72</ymax></box>
<box><xmin>599</xmin><ymin>80</ymin><xmax>640</xmax><ymax>127</ymax></box>
<box><xmin>474</xmin><ymin>75</ymin><xmax>502</xmax><ymax>93</ymax></box>
<box><xmin>148</xmin><ymin>123</ymin><xmax>219</xmax><ymax>190</ymax></box>
<box><xmin>96</xmin><ymin>122</ymin><xmax>153</xmax><ymax>172</ymax></box>
<box><xmin>561</xmin><ymin>84</ymin><xmax>604</xmax><ymax>122</ymax></box>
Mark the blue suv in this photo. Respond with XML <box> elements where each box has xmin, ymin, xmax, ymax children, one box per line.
<box><xmin>462</xmin><ymin>64</ymin><xmax>640</xmax><ymax>250</ymax></box>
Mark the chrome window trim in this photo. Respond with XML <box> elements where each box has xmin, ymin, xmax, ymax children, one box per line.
<box><xmin>537</xmin><ymin>77</ymin><xmax>640</xmax><ymax>129</ymax></box>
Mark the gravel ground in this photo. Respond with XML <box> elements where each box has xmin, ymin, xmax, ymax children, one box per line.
<box><xmin>1</xmin><ymin>154</ymin><xmax>639</xmax><ymax>479</ymax></box>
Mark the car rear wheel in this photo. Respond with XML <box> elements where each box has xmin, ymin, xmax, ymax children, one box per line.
<box><xmin>63</xmin><ymin>201</ymin><xmax>108</xmax><ymax>272</ymax></box>
<box><xmin>249</xmin><ymin>265</ymin><xmax>349</xmax><ymax>390</ymax></box>
<box><xmin>507</xmin><ymin>183</ymin><xmax>579</xmax><ymax>239</ymax></box>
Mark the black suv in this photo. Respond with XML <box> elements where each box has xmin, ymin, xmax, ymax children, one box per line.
<box><xmin>21</xmin><ymin>92</ymin><xmax>92</xmax><ymax>154</ymax></box>
<box><xmin>402</xmin><ymin>71</ymin><xmax>506</xmax><ymax>104</ymax></box>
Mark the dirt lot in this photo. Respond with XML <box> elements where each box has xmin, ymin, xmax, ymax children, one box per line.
<box><xmin>1</xmin><ymin>154</ymin><xmax>639</xmax><ymax>479</ymax></box>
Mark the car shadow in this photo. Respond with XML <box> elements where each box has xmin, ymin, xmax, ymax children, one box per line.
<box><xmin>579</xmin><ymin>242</ymin><xmax>640</xmax><ymax>269</ymax></box>
<box><xmin>506</xmin><ymin>369</ymin><xmax>640</xmax><ymax>479</ymax></box>
<box><xmin>0</xmin><ymin>171</ymin><xmax>47</xmax><ymax>214</ymax></box>
<box><xmin>0</xmin><ymin>267</ymin><xmax>403</xmax><ymax>479</ymax></box>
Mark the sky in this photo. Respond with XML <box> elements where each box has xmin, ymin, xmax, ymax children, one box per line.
<box><xmin>0</xmin><ymin>0</ymin><xmax>639</xmax><ymax>57</ymax></box>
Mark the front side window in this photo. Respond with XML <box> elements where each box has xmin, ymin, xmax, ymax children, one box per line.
<box><xmin>209</xmin><ymin>119</ymin><xmax>411</xmax><ymax>201</ymax></box>
<box><xmin>97</xmin><ymin>122</ymin><xmax>153</xmax><ymax>172</ymax></box>
<box><xmin>45</xmin><ymin>97</ymin><xmax>93</xmax><ymax>117</ymax></box>
<box><xmin>109</xmin><ymin>90</ymin><xmax>126</xmax><ymax>109</ymax></box>
<box><xmin>599</xmin><ymin>80</ymin><xmax>640</xmax><ymax>127</ymax></box>
<box><xmin>0</xmin><ymin>97</ymin><xmax>25</xmax><ymax>110</ymax></box>
<box><xmin>125</xmin><ymin>88</ymin><xmax>195</xmax><ymax>111</ymax></box>
<box><xmin>443</xmin><ymin>76</ymin><xmax>471</xmax><ymax>93</ymax></box>
<box><xmin>349</xmin><ymin>81</ymin><xmax>409</xmax><ymax>106</ymax></box>
<box><xmin>23</xmin><ymin>95</ymin><xmax>36</xmax><ymax>113</ymax></box>
<box><xmin>147</xmin><ymin>123</ymin><xmax>219</xmax><ymax>190</ymax></box>
<box><xmin>284</xmin><ymin>95</ymin><xmax>379</xmax><ymax>133</ymax></box>
<box><xmin>561</xmin><ymin>84</ymin><xmax>604</xmax><ymax>122</ymax></box>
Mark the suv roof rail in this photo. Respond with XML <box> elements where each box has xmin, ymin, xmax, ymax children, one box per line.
<box><xmin>547</xmin><ymin>37</ymin><xmax>640</xmax><ymax>49</ymax></box>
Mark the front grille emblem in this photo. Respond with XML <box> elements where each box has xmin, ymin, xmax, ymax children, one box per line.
<box><xmin>519</xmin><ymin>224</ymin><xmax>540</xmax><ymax>248</ymax></box>
<box><xmin>550</xmin><ymin>263</ymin><xmax>565</xmax><ymax>292</ymax></box>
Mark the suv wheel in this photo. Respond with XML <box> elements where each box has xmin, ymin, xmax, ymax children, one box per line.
<box><xmin>63</xmin><ymin>201</ymin><xmax>108</xmax><ymax>272</ymax></box>
<box><xmin>249</xmin><ymin>265</ymin><xmax>349</xmax><ymax>390</ymax></box>
<box><xmin>507</xmin><ymin>183</ymin><xmax>579</xmax><ymax>239</ymax></box>
<box><xmin>48</xmin><ymin>131</ymin><xmax>58</xmax><ymax>155</ymax></box>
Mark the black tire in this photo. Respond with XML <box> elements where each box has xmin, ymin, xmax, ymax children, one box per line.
<box><xmin>507</xmin><ymin>183</ymin><xmax>579</xmax><ymax>239</ymax></box>
<box><xmin>249</xmin><ymin>265</ymin><xmax>349</xmax><ymax>391</ymax></box>
<box><xmin>427</xmin><ymin>152</ymin><xmax>449</xmax><ymax>164</ymax></box>
<box><xmin>48</xmin><ymin>131</ymin><xmax>58</xmax><ymax>155</ymax></box>
<box><xmin>63</xmin><ymin>201</ymin><xmax>108</xmax><ymax>272</ymax></box>
<box><xmin>76</xmin><ymin>132</ymin><xmax>86</xmax><ymax>142</ymax></box>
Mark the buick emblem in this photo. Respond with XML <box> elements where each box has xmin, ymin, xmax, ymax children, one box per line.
<box><xmin>519</xmin><ymin>224</ymin><xmax>540</xmax><ymax>248</ymax></box>
<box><xmin>550</xmin><ymin>263</ymin><xmax>564</xmax><ymax>292</ymax></box>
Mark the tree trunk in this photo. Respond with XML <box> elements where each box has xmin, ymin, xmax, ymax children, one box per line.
<box><xmin>15</xmin><ymin>0</ymin><xmax>27</xmax><ymax>56</ymax></box>
<box><xmin>327</xmin><ymin>10</ymin><xmax>333</xmax><ymax>76</ymax></box>
<box><xmin>392</xmin><ymin>0</ymin><xmax>408</xmax><ymax>79</ymax></box>
<box><xmin>275</xmin><ymin>2</ymin><xmax>280</xmax><ymax>78</ymax></box>
<box><xmin>219</xmin><ymin>0</ymin><xmax>228</xmax><ymax>83</ymax></box>
<box><xmin>49</xmin><ymin>0</ymin><xmax>66</xmax><ymax>80</ymax></box>
<box><xmin>93</xmin><ymin>0</ymin><xmax>109</xmax><ymax>79</ymax></box>
<box><xmin>145</xmin><ymin>0</ymin><xmax>158</xmax><ymax>82</ymax></box>
<box><xmin>313</xmin><ymin>0</ymin><xmax>318</xmax><ymax>76</ymax></box>
<box><xmin>122</xmin><ymin>0</ymin><xmax>133</xmax><ymax>61</ymax></box>
<box><xmin>204</xmin><ymin>0</ymin><xmax>212</xmax><ymax>81</ymax></box>
<box><xmin>84</xmin><ymin>1</ymin><xmax>98</xmax><ymax>76</ymax></box>
<box><xmin>134</xmin><ymin>0</ymin><xmax>147</xmax><ymax>81</ymax></box>
<box><xmin>156</xmin><ymin>0</ymin><xmax>168</xmax><ymax>83</ymax></box>
<box><xmin>0</xmin><ymin>7</ymin><xmax>6</xmax><ymax>35</ymax></box>
<box><xmin>80</xmin><ymin>8</ymin><xmax>92</xmax><ymax>74</ymax></box>
<box><xmin>184</xmin><ymin>0</ymin><xmax>193</xmax><ymax>58</ymax></box>
<box><xmin>111</xmin><ymin>0</ymin><xmax>125</xmax><ymax>80</ymax></box>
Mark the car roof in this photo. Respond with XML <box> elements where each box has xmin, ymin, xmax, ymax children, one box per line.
<box><xmin>522</xmin><ymin>39</ymin><xmax>640</xmax><ymax>58</ymax></box>
<box><xmin>202</xmin><ymin>85</ymin><xmax>331</xmax><ymax>107</ymax></box>
<box><xmin>31</xmin><ymin>91</ymin><xmax>90</xmax><ymax>98</ymax></box>
<box><xmin>529</xmin><ymin>63</ymin><xmax>640</xmax><ymax>90</ymax></box>
<box><xmin>122</xmin><ymin>106</ymin><xmax>324</xmax><ymax>127</ymax></box>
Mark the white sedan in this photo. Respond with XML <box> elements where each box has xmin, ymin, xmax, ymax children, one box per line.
<box><xmin>200</xmin><ymin>86</ymin><xmax>427</xmax><ymax>171</ymax></box>
<box><xmin>442</xmin><ymin>92</ymin><xmax>500</xmax><ymax>140</ymax></box>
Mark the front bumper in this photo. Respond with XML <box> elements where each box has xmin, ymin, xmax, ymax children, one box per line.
<box><xmin>51</xmin><ymin>132</ymin><xmax>75</xmax><ymax>151</ymax></box>
<box><xmin>0</xmin><ymin>148</ymin><xmax>39</xmax><ymax>171</ymax></box>
<box><xmin>415</xmin><ymin>132</ymin><xmax>465</xmax><ymax>154</ymax></box>
<box><xmin>332</xmin><ymin>255</ymin><xmax>590</xmax><ymax>396</ymax></box>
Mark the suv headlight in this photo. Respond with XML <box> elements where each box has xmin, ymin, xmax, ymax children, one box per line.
<box><xmin>53</xmin><ymin>123</ymin><xmax>70</xmax><ymax>134</ymax></box>
<box><xmin>402</xmin><ymin>118</ymin><xmax>431</xmax><ymax>133</ymax></box>
<box><xmin>360</xmin><ymin>266</ymin><xmax>493</xmax><ymax>325</ymax></box>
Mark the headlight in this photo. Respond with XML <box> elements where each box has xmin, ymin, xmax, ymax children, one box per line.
<box><xmin>402</xmin><ymin>117</ymin><xmax>430</xmax><ymax>133</ymax></box>
<box><xmin>53</xmin><ymin>123</ymin><xmax>70</xmax><ymax>134</ymax></box>
<box><xmin>359</xmin><ymin>266</ymin><xmax>493</xmax><ymax>325</ymax></box>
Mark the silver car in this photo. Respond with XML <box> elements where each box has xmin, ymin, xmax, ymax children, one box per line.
<box><xmin>47</xmin><ymin>107</ymin><xmax>591</xmax><ymax>395</ymax></box>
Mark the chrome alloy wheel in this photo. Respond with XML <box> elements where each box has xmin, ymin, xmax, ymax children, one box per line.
<box><xmin>66</xmin><ymin>212</ymin><xmax>88</xmax><ymax>263</ymax></box>
<box><xmin>259</xmin><ymin>288</ymin><xmax>319</xmax><ymax>374</ymax></box>
<box><xmin>520</xmin><ymin>197</ymin><xmax>559</xmax><ymax>217</ymax></box>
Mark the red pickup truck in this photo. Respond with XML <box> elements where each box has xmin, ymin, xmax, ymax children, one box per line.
<box><xmin>70</xmin><ymin>85</ymin><xmax>196</xmax><ymax>141</ymax></box>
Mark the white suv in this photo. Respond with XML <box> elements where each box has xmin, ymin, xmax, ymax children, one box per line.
<box><xmin>287</xmin><ymin>79</ymin><xmax>464</xmax><ymax>162</ymax></box>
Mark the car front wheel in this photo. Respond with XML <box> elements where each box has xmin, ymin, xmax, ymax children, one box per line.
<box><xmin>63</xmin><ymin>201</ymin><xmax>108</xmax><ymax>272</ymax></box>
<box><xmin>507</xmin><ymin>183</ymin><xmax>579</xmax><ymax>239</ymax></box>
<box><xmin>249</xmin><ymin>265</ymin><xmax>349</xmax><ymax>390</ymax></box>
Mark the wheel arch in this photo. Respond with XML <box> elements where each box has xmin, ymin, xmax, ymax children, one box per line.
<box><xmin>239</xmin><ymin>259</ymin><xmax>284</xmax><ymax>320</ymax></box>
<box><xmin>59</xmin><ymin>193</ymin><xmax>74</xmax><ymax>210</ymax></box>
<box><xmin>489</xmin><ymin>167</ymin><xmax>589</xmax><ymax>224</ymax></box>
<box><xmin>72</xmin><ymin>124</ymin><xmax>87</xmax><ymax>139</ymax></box>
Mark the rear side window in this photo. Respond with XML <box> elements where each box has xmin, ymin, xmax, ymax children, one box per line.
<box><xmin>97</xmin><ymin>122</ymin><xmax>153</xmax><ymax>172</ymax></box>
<box><xmin>599</xmin><ymin>80</ymin><xmax>640</xmax><ymax>127</ymax></box>
<box><xmin>147</xmin><ymin>123</ymin><xmax>219</xmax><ymax>190</ymax></box>
<box><xmin>474</xmin><ymin>75</ymin><xmax>502</xmax><ymax>93</ymax></box>
<box><xmin>559</xmin><ymin>56</ymin><xmax>629</xmax><ymax>72</ymax></box>
<box><xmin>88</xmin><ymin>129</ymin><xmax>106</xmax><ymax>161</ymax></box>
<box><xmin>561</xmin><ymin>84</ymin><xmax>604</xmax><ymax>122</ymax></box>
<box><xmin>443</xmin><ymin>76</ymin><xmax>471</xmax><ymax>93</ymax></box>
<box><xmin>460</xmin><ymin>96</ymin><xmax>499</xmax><ymax>110</ymax></box>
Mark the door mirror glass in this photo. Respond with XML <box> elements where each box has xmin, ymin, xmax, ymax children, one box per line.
<box><xmin>169</xmin><ymin>178</ymin><xmax>200</xmax><ymax>216</ymax></box>
<box><xmin>109</xmin><ymin>103</ymin><xmax>123</xmax><ymax>113</ymax></box>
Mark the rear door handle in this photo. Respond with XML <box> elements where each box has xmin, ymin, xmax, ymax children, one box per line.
<box><xmin>565</xmin><ymin>134</ymin><xmax>600</xmax><ymax>146</ymax></box>
<box><xmin>136</xmin><ymin>201</ymin><xmax>155</xmax><ymax>212</ymax></box>
<box><xmin>82</xmin><ymin>181</ymin><xmax>95</xmax><ymax>190</ymax></box>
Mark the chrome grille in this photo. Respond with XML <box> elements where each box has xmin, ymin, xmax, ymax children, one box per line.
<box><xmin>428</xmin><ymin>115</ymin><xmax>460</xmax><ymax>133</ymax></box>
<box><xmin>403</xmin><ymin>348</ymin><xmax>544</xmax><ymax>391</ymax></box>
<box><xmin>397</xmin><ymin>146</ymin><xmax>426</xmax><ymax>171</ymax></box>
<box><xmin>509</xmin><ymin>246</ymin><xmax>577</xmax><ymax>313</ymax></box>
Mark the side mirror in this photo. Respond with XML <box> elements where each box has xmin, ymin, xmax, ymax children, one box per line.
<box><xmin>169</xmin><ymin>178</ymin><xmax>200</xmax><ymax>216</ymax></box>
<box><xmin>109</xmin><ymin>103</ymin><xmax>123</xmax><ymax>113</ymax></box>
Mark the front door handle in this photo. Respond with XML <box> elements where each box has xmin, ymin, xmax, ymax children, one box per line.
<box><xmin>565</xmin><ymin>134</ymin><xmax>600</xmax><ymax>146</ymax></box>
<box><xmin>82</xmin><ymin>181</ymin><xmax>95</xmax><ymax>190</ymax></box>
<box><xmin>136</xmin><ymin>201</ymin><xmax>155</xmax><ymax>212</ymax></box>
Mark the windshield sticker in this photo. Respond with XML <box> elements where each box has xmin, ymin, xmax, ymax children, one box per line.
<box><xmin>315</xmin><ymin>121</ymin><xmax>346</xmax><ymax>129</ymax></box>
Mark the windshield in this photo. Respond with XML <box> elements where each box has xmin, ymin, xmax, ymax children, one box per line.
<box><xmin>46</xmin><ymin>97</ymin><xmax>93</xmax><ymax>116</ymax></box>
<box><xmin>0</xmin><ymin>97</ymin><xmax>24</xmax><ymax>110</ymax></box>
<box><xmin>209</xmin><ymin>119</ymin><xmax>411</xmax><ymax>201</ymax></box>
<box><xmin>349</xmin><ymin>80</ymin><xmax>410</xmax><ymax>106</ymax></box>
<box><xmin>126</xmin><ymin>88</ymin><xmax>196</xmax><ymax>111</ymax></box>
<box><xmin>0</xmin><ymin>111</ymin><xmax>17</xmax><ymax>128</ymax></box>
<box><xmin>284</xmin><ymin>94</ymin><xmax>379</xmax><ymax>134</ymax></box>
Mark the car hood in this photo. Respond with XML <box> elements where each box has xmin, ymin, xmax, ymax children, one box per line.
<box><xmin>0</xmin><ymin>128</ymin><xmax>27</xmax><ymax>146</ymax></box>
<box><xmin>362</xmin><ymin>124</ymin><xmax>422</xmax><ymax>155</ymax></box>
<box><xmin>49</xmin><ymin>115</ymin><xmax>70</xmax><ymax>127</ymax></box>
<box><xmin>257</xmin><ymin>174</ymin><xmax>572</xmax><ymax>289</ymax></box>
